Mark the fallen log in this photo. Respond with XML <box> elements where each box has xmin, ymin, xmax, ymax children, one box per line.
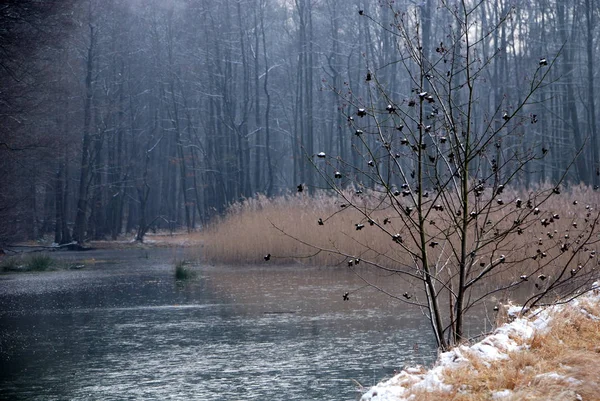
<box><xmin>4</xmin><ymin>242</ymin><xmax>94</xmax><ymax>253</ymax></box>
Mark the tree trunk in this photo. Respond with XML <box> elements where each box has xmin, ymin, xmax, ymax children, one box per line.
<box><xmin>72</xmin><ymin>23</ymin><xmax>96</xmax><ymax>243</ymax></box>
<box><xmin>586</xmin><ymin>0</ymin><xmax>599</xmax><ymax>186</ymax></box>
<box><xmin>557</xmin><ymin>2</ymin><xmax>589</xmax><ymax>182</ymax></box>
<box><xmin>260</xmin><ymin>0</ymin><xmax>274</xmax><ymax>196</ymax></box>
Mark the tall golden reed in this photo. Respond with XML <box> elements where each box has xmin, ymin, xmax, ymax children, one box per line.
<box><xmin>197</xmin><ymin>185</ymin><xmax>600</xmax><ymax>279</ymax></box>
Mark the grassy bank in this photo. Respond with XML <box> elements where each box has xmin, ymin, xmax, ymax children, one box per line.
<box><xmin>361</xmin><ymin>288</ymin><xmax>600</xmax><ymax>400</ymax></box>
<box><xmin>0</xmin><ymin>254</ymin><xmax>56</xmax><ymax>272</ymax></box>
<box><xmin>439</xmin><ymin>300</ymin><xmax>600</xmax><ymax>400</ymax></box>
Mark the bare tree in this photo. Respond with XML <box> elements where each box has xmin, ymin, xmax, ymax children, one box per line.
<box><xmin>308</xmin><ymin>1</ymin><xmax>600</xmax><ymax>350</ymax></box>
<box><xmin>72</xmin><ymin>11</ymin><xmax>97</xmax><ymax>243</ymax></box>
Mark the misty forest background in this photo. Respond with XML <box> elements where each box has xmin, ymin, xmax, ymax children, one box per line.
<box><xmin>1</xmin><ymin>0</ymin><xmax>599</xmax><ymax>245</ymax></box>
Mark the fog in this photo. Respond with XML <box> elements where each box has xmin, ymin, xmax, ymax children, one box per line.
<box><xmin>0</xmin><ymin>0</ymin><xmax>597</xmax><ymax>244</ymax></box>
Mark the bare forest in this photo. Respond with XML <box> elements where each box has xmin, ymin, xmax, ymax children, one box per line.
<box><xmin>1</xmin><ymin>0</ymin><xmax>600</xmax><ymax>246</ymax></box>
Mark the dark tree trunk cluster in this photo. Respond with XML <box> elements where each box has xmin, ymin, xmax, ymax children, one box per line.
<box><xmin>1</xmin><ymin>0</ymin><xmax>600</xmax><ymax>244</ymax></box>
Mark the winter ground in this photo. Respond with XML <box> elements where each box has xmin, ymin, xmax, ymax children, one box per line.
<box><xmin>361</xmin><ymin>283</ymin><xmax>600</xmax><ymax>401</ymax></box>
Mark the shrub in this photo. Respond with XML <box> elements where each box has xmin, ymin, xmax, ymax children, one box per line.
<box><xmin>0</xmin><ymin>257</ymin><xmax>20</xmax><ymax>272</ymax></box>
<box><xmin>25</xmin><ymin>254</ymin><xmax>54</xmax><ymax>271</ymax></box>
<box><xmin>174</xmin><ymin>260</ymin><xmax>196</xmax><ymax>280</ymax></box>
<box><xmin>1</xmin><ymin>254</ymin><xmax>56</xmax><ymax>272</ymax></box>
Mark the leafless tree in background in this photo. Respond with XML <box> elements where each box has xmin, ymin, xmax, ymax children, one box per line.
<box><xmin>1</xmin><ymin>0</ymin><xmax>600</xmax><ymax>246</ymax></box>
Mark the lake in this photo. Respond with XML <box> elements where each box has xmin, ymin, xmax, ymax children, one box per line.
<box><xmin>0</xmin><ymin>248</ymin><xmax>449</xmax><ymax>400</ymax></box>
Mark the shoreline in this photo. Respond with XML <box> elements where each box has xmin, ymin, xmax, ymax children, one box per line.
<box><xmin>361</xmin><ymin>284</ymin><xmax>600</xmax><ymax>401</ymax></box>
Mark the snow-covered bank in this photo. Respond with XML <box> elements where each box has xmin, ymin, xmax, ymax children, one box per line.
<box><xmin>361</xmin><ymin>283</ymin><xmax>600</xmax><ymax>401</ymax></box>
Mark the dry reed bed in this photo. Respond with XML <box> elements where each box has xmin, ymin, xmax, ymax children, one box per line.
<box><xmin>198</xmin><ymin>186</ymin><xmax>600</xmax><ymax>277</ymax></box>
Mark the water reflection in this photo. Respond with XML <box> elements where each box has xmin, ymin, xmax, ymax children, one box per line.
<box><xmin>0</xmin><ymin>249</ymin><xmax>437</xmax><ymax>400</ymax></box>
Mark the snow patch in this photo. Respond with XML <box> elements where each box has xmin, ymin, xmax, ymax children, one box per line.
<box><xmin>535</xmin><ymin>372</ymin><xmax>583</xmax><ymax>386</ymax></box>
<box><xmin>491</xmin><ymin>389</ymin><xmax>512</xmax><ymax>399</ymax></box>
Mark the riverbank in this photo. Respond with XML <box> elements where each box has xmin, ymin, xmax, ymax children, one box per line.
<box><xmin>1</xmin><ymin>231</ymin><xmax>201</xmax><ymax>253</ymax></box>
<box><xmin>0</xmin><ymin>235</ymin><xmax>194</xmax><ymax>273</ymax></box>
<box><xmin>360</xmin><ymin>284</ymin><xmax>600</xmax><ymax>401</ymax></box>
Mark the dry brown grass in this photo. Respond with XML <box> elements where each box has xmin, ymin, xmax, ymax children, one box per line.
<box><xmin>193</xmin><ymin>185</ymin><xmax>600</xmax><ymax>283</ymax></box>
<box><xmin>410</xmin><ymin>298</ymin><xmax>600</xmax><ymax>401</ymax></box>
<box><xmin>194</xmin><ymin>191</ymin><xmax>398</xmax><ymax>266</ymax></box>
